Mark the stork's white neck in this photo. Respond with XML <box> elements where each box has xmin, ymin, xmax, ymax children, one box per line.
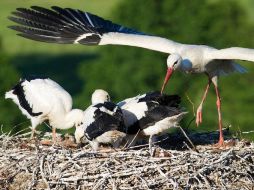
<box><xmin>49</xmin><ymin>109</ymin><xmax>84</xmax><ymax>130</ymax></box>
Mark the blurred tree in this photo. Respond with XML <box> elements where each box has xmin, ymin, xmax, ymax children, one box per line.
<box><xmin>0</xmin><ymin>41</ymin><xmax>22</xmax><ymax>133</ymax></box>
<box><xmin>77</xmin><ymin>0</ymin><xmax>254</xmax><ymax>137</ymax></box>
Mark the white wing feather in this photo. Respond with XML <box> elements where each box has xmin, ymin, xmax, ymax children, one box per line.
<box><xmin>121</xmin><ymin>102</ymin><xmax>148</xmax><ymax>127</ymax></box>
<box><xmin>208</xmin><ymin>47</ymin><xmax>254</xmax><ymax>62</ymax></box>
<box><xmin>100</xmin><ymin>33</ymin><xmax>181</xmax><ymax>54</ymax></box>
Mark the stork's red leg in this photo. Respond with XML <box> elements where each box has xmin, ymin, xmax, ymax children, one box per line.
<box><xmin>214</xmin><ymin>84</ymin><xmax>225</xmax><ymax>148</ymax></box>
<box><xmin>196</xmin><ymin>80</ymin><xmax>211</xmax><ymax>126</ymax></box>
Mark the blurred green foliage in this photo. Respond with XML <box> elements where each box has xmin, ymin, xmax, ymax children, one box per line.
<box><xmin>0</xmin><ymin>0</ymin><xmax>254</xmax><ymax>140</ymax></box>
<box><xmin>0</xmin><ymin>45</ymin><xmax>22</xmax><ymax>133</ymax></box>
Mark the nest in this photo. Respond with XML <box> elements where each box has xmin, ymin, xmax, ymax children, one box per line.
<box><xmin>0</xmin><ymin>129</ymin><xmax>253</xmax><ymax>190</ymax></box>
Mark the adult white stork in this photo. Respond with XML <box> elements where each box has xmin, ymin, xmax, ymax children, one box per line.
<box><xmin>118</xmin><ymin>91</ymin><xmax>187</xmax><ymax>154</ymax></box>
<box><xmin>75</xmin><ymin>89</ymin><xmax>126</xmax><ymax>150</ymax></box>
<box><xmin>5</xmin><ymin>76</ymin><xmax>85</xmax><ymax>141</ymax></box>
<box><xmin>8</xmin><ymin>6</ymin><xmax>254</xmax><ymax>147</ymax></box>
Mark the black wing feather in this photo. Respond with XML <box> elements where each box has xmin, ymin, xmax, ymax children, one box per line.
<box><xmin>85</xmin><ymin>112</ymin><xmax>124</xmax><ymax>140</ymax></box>
<box><xmin>126</xmin><ymin>93</ymin><xmax>182</xmax><ymax>134</ymax></box>
<box><xmin>9</xmin><ymin>25</ymin><xmax>58</xmax><ymax>37</ymax></box>
<box><xmin>85</xmin><ymin>103</ymin><xmax>125</xmax><ymax>140</ymax></box>
<box><xmin>17</xmin><ymin>33</ymin><xmax>76</xmax><ymax>44</ymax></box>
<box><xmin>8</xmin><ymin>16</ymin><xmax>58</xmax><ymax>33</ymax></box>
<box><xmin>9</xmin><ymin>6</ymin><xmax>144</xmax><ymax>45</ymax></box>
<box><xmin>13</xmin><ymin>9</ymin><xmax>64</xmax><ymax>27</ymax></box>
<box><xmin>138</xmin><ymin>91</ymin><xmax>181</xmax><ymax>107</ymax></box>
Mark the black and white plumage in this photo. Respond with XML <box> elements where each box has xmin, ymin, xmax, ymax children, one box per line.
<box><xmin>5</xmin><ymin>77</ymin><xmax>85</xmax><ymax>141</ymax></box>
<box><xmin>119</xmin><ymin>91</ymin><xmax>187</xmax><ymax>154</ymax></box>
<box><xmin>75</xmin><ymin>89</ymin><xmax>126</xmax><ymax>150</ymax></box>
<box><xmin>8</xmin><ymin>6</ymin><xmax>143</xmax><ymax>45</ymax></box>
<box><xmin>9</xmin><ymin>6</ymin><xmax>254</xmax><ymax>147</ymax></box>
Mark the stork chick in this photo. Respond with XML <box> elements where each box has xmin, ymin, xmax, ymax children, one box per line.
<box><xmin>75</xmin><ymin>89</ymin><xmax>126</xmax><ymax>151</ymax></box>
<box><xmin>119</xmin><ymin>91</ymin><xmax>187</xmax><ymax>155</ymax></box>
<box><xmin>5</xmin><ymin>77</ymin><xmax>85</xmax><ymax>142</ymax></box>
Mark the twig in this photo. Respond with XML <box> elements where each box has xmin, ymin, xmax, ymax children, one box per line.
<box><xmin>7</xmin><ymin>120</ymin><xmax>30</xmax><ymax>136</ymax></box>
<box><xmin>43</xmin><ymin>122</ymin><xmax>52</xmax><ymax>131</ymax></box>
<box><xmin>40</xmin><ymin>155</ymin><xmax>50</xmax><ymax>190</ymax></box>
<box><xmin>0</xmin><ymin>132</ymin><xmax>253</xmax><ymax>189</ymax></box>
<box><xmin>186</xmin><ymin>116</ymin><xmax>195</xmax><ymax>130</ymax></box>
<box><xmin>124</xmin><ymin>136</ymin><xmax>169</xmax><ymax>151</ymax></box>
<box><xmin>242</xmin><ymin>130</ymin><xmax>254</xmax><ymax>134</ymax></box>
<box><xmin>185</xmin><ymin>93</ymin><xmax>195</xmax><ymax>116</ymax></box>
<box><xmin>125</xmin><ymin>129</ymin><xmax>140</xmax><ymax>149</ymax></box>
<box><xmin>179</xmin><ymin>126</ymin><xmax>199</xmax><ymax>153</ymax></box>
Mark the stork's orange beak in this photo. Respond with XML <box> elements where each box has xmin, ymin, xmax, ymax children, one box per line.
<box><xmin>160</xmin><ymin>67</ymin><xmax>174</xmax><ymax>94</ymax></box>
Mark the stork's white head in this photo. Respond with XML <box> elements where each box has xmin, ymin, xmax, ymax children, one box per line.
<box><xmin>91</xmin><ymin>89</ymin><xmax>110</xmax><ymax>104</ymax></box>
<box><xmin>161</xmin><ymin>54</ymin><xmax>182</xmax><ymax>93</ymax></box>
<box><xmin>166</xmin><ymin>54</ymin><xmax>182</xmax><ymax>70</ymax></box>
<box><xmin>74</xmin><ymin>124</ymin><xmax>87</xmax><ymax>144</ymax></box>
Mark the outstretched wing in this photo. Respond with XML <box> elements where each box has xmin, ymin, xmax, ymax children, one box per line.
<box><xmin>208</xmin><ymin>47</ymin><xmax>254</xmax><ymax>62</ymax></box>
<box><xmin>8</xmin><ymin>6</ymin><xmax>180</xmax><ymax>53</ymax></box>
<box><xmin>9</xmin><ymin>6</ymin><xmax>142</xmax><ymax>45</ymax></box>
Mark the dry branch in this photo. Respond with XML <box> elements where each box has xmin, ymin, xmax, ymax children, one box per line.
<box><xmin>0</xmin><ymin>130</ymin><xmax>253</xmax><ymax>190</ymax></box>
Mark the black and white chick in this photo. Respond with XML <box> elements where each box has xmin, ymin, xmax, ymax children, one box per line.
<box><xmin>118</xmin><ymin>91</ymin><xmax>187</xmax><ymax>154</ymax></box>
<box><xmin>75</xmin><ymin>89</ymin><xmax>126</xmax><ymax>151</ymax></box>
<box><xmin>5</xmin><ymin>77</ymin><xmax>85</xmax><ymax>142</ymax></box>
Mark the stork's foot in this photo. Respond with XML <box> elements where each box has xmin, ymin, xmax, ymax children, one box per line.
<box><xmin>40</xmin><ymin>139</ymin><xmax>54</xmax><ymax>146</ymax></box>
<box><xmin>195</xmin><ymin>107</ymin><xmax>202</xmax><ymax>126</ymax></box>
<box><xmin>30</xmin><ymin>128</ymin><xmax>39</xmax><ymax>139</ymax></box>
<box><xmin>40</xmin><ymin>136</ymin><xmax>62</xmax><ymax>146</ymax></box>
<box><xmin>213</xmin><ymin>139</ymin><xmax>236</xmax><ymax>149</ymax></box>
<box><xmin>213</xmin><ymin>136</ymin><xmax>226</xmax><ymax>149</ymax></box>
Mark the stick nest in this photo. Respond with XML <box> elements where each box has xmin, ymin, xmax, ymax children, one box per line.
<box><xmin>0</xmin><ymin>130</ymin><xmax>253</xmax><ymax>190</ymax></box>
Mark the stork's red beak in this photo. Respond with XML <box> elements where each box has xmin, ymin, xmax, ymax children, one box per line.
<box><xmin>160</xmin><ymin>67</ymin><xmax>174</xmax><ymax>94</ymax></box>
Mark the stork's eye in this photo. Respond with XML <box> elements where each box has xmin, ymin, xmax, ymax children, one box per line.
<box><xmin>77</xmin><ymin>122</ymin><xmax>83</xmax><ymax>127</ymax></box>
<box><xmin>173</xmin><ymin>61</ymin><xmax>178</xmax><ymax>65</ymax></box>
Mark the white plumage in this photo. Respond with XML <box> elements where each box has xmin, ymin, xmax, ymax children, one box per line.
<box><xmin>8</xmin><ymin>6</ymin><xmax>254</xmax><ymax>147</ymax></box>
<box><xmin>91</xmin><ymin>89</ymin><xmax>110</xmax><ymax>104</ymax></box>
<box><xmin>141</xmin><ymin>113</ymin><xmax>186</xmax><ymax>136</ymax></box>
<box><xmin>5</xmin><ymin>77</ymin><xmax>85</xmax><ymax>141</ymax></box>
